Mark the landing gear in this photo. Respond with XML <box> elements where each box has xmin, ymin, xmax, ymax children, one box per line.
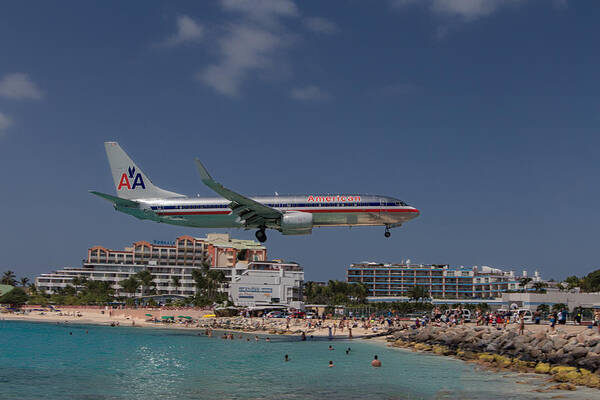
<box><xmin>255</xmin><ymin>229</ymin><xmax>267</xmax><ymax>243</ymax></box>
<box><xmin>384</xmin><ymin>225</ymin><xmax>391</xmax><ymax>238</ymax></box>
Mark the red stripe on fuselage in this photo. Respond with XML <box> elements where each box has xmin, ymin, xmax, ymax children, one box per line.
<box><xmin>156</xmin><ymin>208</ymin><xmax>418</xmax><ymax>216</ymax></box>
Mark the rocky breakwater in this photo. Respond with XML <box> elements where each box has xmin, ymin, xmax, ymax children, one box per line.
<box><xmin>389</xmin><ymin>325</ymin><xmax>600</xmax><ymax>390</ymax></box>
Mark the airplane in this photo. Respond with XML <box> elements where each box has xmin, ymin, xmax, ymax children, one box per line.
<box><xmin>91</xmin><ymin>142</ymin><xmax>420</xmax><ymax>243</ymax></box>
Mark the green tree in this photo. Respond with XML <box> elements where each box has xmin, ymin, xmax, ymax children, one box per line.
<box><xmin>580</xmin><ymin>269</ymin><xmax>600</xmax><ymax>292</ymax></box>
<box><xmin>532</xmin><ymin>281</ymin><xmax>547</xmax><ymax>293</ymax></box>
<box><xmin>171</xmin><ymin>275</ymin><xmax>181</xmax><ymax>294</ymax></box>
<box><xmin>406</xmin><ymin>285</ymin><xmax>429</xmax><ymax>301</ymax></box>
<box><xmin>0</xmin><ymin>287</ymin><xmax>29</xmax><ymax>306</ymax></box>
<box><xmin>20</xmin><ymin>277</ymin><xmax>30</xmax><ymax>287</ymax></box>
<box><xmin>236</xmin><ymin>249</ymin><xmax>248</xmax><ymax>261</ymax></box>
<box><xmin>519</xmin><ymin>277</ymin><xmax>533</xmax><ymax>292</ymax></box>
<box><xmin>1</xmin><ymin>270</ymin><xmax>17</xmax><ymax>286</ymax></box>
<box><xmin>135</xmin><ymin>270</ymin><xmax>155</xmax><ymax>296</ymax></box>
<box><xmin>552</xmin><ymin>303</ymin><xmax>567</xmax><ymax>313</ymax></box>
<box><xmin>536</xmin><ymin>304</ymin><xmax>550</xmax><ymax>315</ymax></box>
<box><xmin>120</xmin><ymin>277</ymin><xmax>140</xmax><ymax>298</ymax></box>
<box><xmin>563</xmin><ymin>276</ymin><xmax>581</xmax><ymax>290</ymax></box>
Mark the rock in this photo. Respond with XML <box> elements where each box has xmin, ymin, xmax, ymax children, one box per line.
<box><xmin>550</xmin><ymin>366</ymin><xmax>577</xmax><ymax>375</ymax></box>
<box><xmin>577</xmin><ymin>355</ymin><xmax>600</xmax><ymax>371</ymax></box>
<box><xmin>541</xmin><ymin>340</ymin><xmax>555</xmax><ymax>353</ymax></box>
<box><xmin>552</xmin><ymin>337</ymin><xmax>568</xmax><ymax>349</ymax></box>
<box><xmin>549</xmin><ymin>383</ymin><xmax>577</xmax><ymax>391</ymax></box>
<box><xmin>535</xmin><ymin>362</ymin><xmax>551</xmax><ymax>374</ymax></box>
<box><xmin>554</xmin><ymin>370</ymin><xmax>581</xmax><ymax>383</ymax></box>
<box><xmin>569</xmin><ymin>346</ymin><xmax>588</xmax><ymax>359</ymax></box>
<box><xmin>591</xmin><ymin>342</ymin><xmax>600</xmax><ymax>354</ymax></box>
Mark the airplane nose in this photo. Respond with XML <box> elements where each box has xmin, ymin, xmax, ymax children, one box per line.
<box><xmin>412</xmin><ymin>207</ymin><xmax>420</xmax><ymax>217</ymax></box>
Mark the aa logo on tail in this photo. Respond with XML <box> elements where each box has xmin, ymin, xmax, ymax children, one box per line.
<box><xmin>118</xmin><ymin>166</ymin><xmax>145</xmax><ymax>190</ymax></box>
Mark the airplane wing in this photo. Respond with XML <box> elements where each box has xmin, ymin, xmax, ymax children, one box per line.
<box><xmin>90</xmin><ymin>191</ymin><xmax>139</xmax><ymax>208</ymax></box>
<box><xmin>195</xmin><ymin>159</ymin><xmax>281</xmax><ymax>227</ymax></box>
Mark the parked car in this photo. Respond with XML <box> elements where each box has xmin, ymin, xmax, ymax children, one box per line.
<box><xmin>291</xmin><ymin>311</ymin><xmax>306</xmax><ymax>319</ymax></box>
<box><xmin>266</xmin><ymin>311</ymin><xmax>284</xmax><ymax>318</ymax></box>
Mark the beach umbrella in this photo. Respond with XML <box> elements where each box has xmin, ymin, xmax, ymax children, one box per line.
<box><xmin>182</xmin><ymin>316</ymin><xmax>192</xmax><ymax>319</ymax></box>
<box><xmin>161</xmin><ymin>316</ymin><xmax>174</xmax><ymax>319</ymax></box>
<box><xmin>145</xmin><ymin>314</ymin><xmax>152</xmax><ymax>317</ymax></box>
<box><xmin>177</xmin><ymin>315</ymin><xmax>186</xmax><ymax>318</ymax></box>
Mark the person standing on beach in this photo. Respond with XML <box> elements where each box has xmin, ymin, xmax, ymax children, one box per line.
<box><xmin>371</xmin><ymin>355</ymin><xmax>381</xmax><ymax>367</ymax></box>
<box><xmin>518</xmin><ymin>313</ymin><xmax>525</xmax><ymax>335</ymax></box>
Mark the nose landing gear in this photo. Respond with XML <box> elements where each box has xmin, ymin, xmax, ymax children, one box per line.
<box><xmin>255</xmin><ymin>228</ymin><xmax>267</xmax><ymax>243</ymax></box>
<box><xmin>384</xmin><ymin>223</ymin><xmax>401</xmax><ymax>238</ymax></box>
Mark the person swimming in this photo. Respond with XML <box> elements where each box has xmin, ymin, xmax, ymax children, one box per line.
<box><xmin>328</xmin><ymin>360</ymin><xmax>334</xmax><ymax>368</ymax></box>
<box><xmin>346</xmin><ymin>347</ymin><xmax>351</xmax><ymax>354</ymax></box>
<box><xmin>328</xmin><ymin>345</ymin><xmax>334</xmax><ymax>351</ymax></box>
<box><xmin>371</xmin><ymin>355</ymin><xmax>381</xmax><ymax>367</ymax></box>
<box><xmin>285</xmin><ymin>354</ymin><xmax>289</xmax><ymax>362</ymax></box>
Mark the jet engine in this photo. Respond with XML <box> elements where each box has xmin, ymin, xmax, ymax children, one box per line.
<box><xmin>280</xmin><ymin>211</ymin><xmax>313</xmax><ymax>235</ymax></box>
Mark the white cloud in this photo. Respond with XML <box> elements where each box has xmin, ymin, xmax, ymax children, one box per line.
<box><xmin>220</xmin><ymin>0</ymin><xmax>299</xmax><ymax>24</ymax></box>
<box><xmin>0</xmin><ymin>112</ymin><xmax>12</xmax><ymax>135</ymax></box>
<box><xmin>392</xmin><ymin>0</ymin><xmax>526</xmax><ymax>20</ymax></box>
<box><xmin>161</xmin><ymin>15</ymin><xmax>204</xmax><ymax>47</ymax></box>
<box><xmin>0</xmin><ymin>73</ymin><xmax>42</xmax><ymax>100</ymax></box>
<box><xmin>304</xmin><ymin>17</ymin><xmax>339</xmax><ymax>34</ymax></box>
<box><xmin>290</xmin><ymin>85</ymin><xmax>330</xmax><ymax>101</ymax></box>
<box><xmin>198</xmin><ymin>0</ymin><xmax>299</xmax><ymax>96</ymax></box>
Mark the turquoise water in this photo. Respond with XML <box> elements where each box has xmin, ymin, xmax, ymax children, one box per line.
<box><xmin>0</xmin><ymin>321</ymin><xmax>592</xmax><ymax>399</ymax></box>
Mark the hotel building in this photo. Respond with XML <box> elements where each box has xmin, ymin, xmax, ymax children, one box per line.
<box><xmin>36</xmin><ymin>233</ymin><xmax>267</xmax><ymax>298</ymax></box>
<box><xmin>347</xmin><ymin>262</ymin><xmax>542</xmax><ymax>300</ymax></box>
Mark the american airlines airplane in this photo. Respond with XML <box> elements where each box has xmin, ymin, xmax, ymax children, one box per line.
<box><xmin>91</xmin><ymin>142</ymin><xmax>420</xmax><ymax>242</ymax></box>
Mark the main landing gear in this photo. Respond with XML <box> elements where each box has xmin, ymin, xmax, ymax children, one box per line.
<box><xmin>384</xmin><ymin>227</ymin><xmax>391</xmax><ymax>238</ymax></box>
<box><xmin>255</xmin><ymin>228</ymin><xmax>267</xmax><ymax>243</ymax></box>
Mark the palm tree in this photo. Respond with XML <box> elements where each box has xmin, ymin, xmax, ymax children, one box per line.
<box><xmin>206</xmin><ymin>269</ymin><xmax>226</xmax><ymax>300</ymax></box>
<box><xmin>1</xmin><ymin>270</ymin><xmax>17</xmax><ymax>286</ymax></box>
<box><xmin>120</xmin><ymin>277</ymin><xmax>140</xmax><ymax>298</ymax></box>
<box><xmin>135</xmin><ymin>270</ymin><xmax>154</xmax><ymax>296</ymax></box>
<box><xmin>407</xmin><ymin>285</ymin><xmax>429</xmax><ymax>301</ymax></box>
<box><xmin>552</xmin><ymin>303</ymin><xmax>567</xmax><ymax>313</ymax></box>
<box><xmin>171</xmin><ymin>275</ymin><xmax>181</xmax><ymax>295</ymax></box>
<box><xmin>532</xmin><ymin>281</ymin><xmax>547</xmax><ymax>293</ymax></box>
<box><xmin>519</xmin><ymin>277</ymin><xmax>533</xmax><ymax>292</ymax></box>
<box><xmin>20</xmin><ymin>277</ymin><xmax>30</xmax><ymax>287</ymax></box>
<box><xmin>536</xmin><ymin>304</ymin><xmax>550</xmax><ymax>315</ymax></box>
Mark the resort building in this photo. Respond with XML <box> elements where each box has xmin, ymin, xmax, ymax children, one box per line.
<box><xmin>228</xmin><ymin>260</ymin><xmax>304</xmax><ymax>309</ymax></box>
<box><xmin>347</xmin><ymin>262</ymin><xmax>543</xmax><ymax>300</ymax></box>
<box><xmin>35</xmin><ymin>234</ymin><xmax>267</xmax><ymax>298</ymax></box>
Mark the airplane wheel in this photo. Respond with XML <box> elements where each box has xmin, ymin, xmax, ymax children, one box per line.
<box><xmin>384</xmin><ymin>231</ymin><xmax>391</xmax><ymax>238</ymax></box>
<box><xmin>256</xmin><ymin>229</ymin><xmax>267</xmax><ymax>243</ymax></box>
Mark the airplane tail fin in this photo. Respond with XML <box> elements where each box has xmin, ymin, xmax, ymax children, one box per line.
<box><xmin>104</xmin><ymin>141</ymin><xmax>184</xmax><ymax>200</ymax></box>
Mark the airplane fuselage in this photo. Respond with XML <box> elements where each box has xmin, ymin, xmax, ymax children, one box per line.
<box><xmin>120</xmin><ymin>194</ymin><xmax>419</xmax><ymax>229</ymax></box>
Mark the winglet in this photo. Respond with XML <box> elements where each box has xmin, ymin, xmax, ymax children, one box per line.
<box><xmin>195</xmin><ymin>158</ymin><xmax>213</xmax><ymax>184</ymax></box>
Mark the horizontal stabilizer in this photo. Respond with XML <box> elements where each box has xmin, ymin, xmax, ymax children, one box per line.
<box><xmin>90</xmin><ymin>191</ymin><xmax>139</xmax><ymax>208</ymax></box>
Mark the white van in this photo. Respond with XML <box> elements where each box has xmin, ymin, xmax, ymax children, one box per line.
<box><xmin>516</xmin><ymin>309</ymin><xmax>533</xmax><ymax>323</ymax></box>
<box><xmin>448</xmin><ymin>309</ymin><xmax>471</xmax><ymax>322</ymax></box>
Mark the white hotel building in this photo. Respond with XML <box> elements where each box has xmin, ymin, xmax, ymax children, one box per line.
<box><xmin>34</xmin><ymin>234</ymin><xmax>304</xmax><ymax>307</ymax></box>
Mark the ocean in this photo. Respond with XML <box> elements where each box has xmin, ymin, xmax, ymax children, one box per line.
<box><xmin>0</xmin><ymin>320</ymin><xmax>594</xmax><ymax>399</ymax></box>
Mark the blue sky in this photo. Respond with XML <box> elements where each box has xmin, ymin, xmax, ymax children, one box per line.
<box><xmin>1</xmin><ymin>0</ymin><xmax>599</xmax><ymax>282</ymax></box>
